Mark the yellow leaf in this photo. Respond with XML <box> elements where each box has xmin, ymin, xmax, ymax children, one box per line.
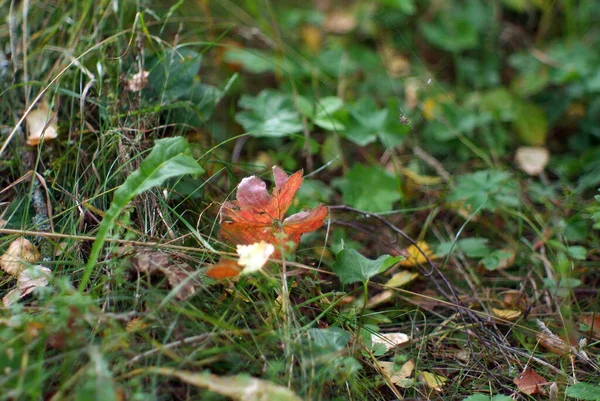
<box><xmin>420</xmin><ymin>371</ymin><xmax>447</xmax><ymax>392</ymax></box>
<box><xmin>401</xmin><ymin>168</ymin><xmax>443</xmax><ymax>186</ymax></box>
<box><xmin>384</xmin><ymin>270</ymin><xmax>419</xmax><ymax>288</ymax></box>
<box><xmin>491</xmin><ymin>308</ymin><xmax>522</xmax><ymax>320</ymax></box>
<box><xmin>379</xmin><ymin>359</ymin><xmax>415</xmax><ymax>388</ymax></box>
<box><xmin>1</xmin><ymin>238</ymin><xmax>40</xmax><ymax>277</ymax></box>
<box><xmin>398</xmin><ymin>241</ymin><xmax>436</xmax><ymax>267</ymax></box>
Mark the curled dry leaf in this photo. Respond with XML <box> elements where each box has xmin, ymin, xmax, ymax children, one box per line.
<box><xmin>131</xmin><ymin>250</ymin><xmax>196</xmax><ymax>300</ymax></box>
<box><xmin>372</xmin><ymin>332</ymin><xmax>410</xmax><ymax>352</ymax></box>
<box><xmin>379</xmin><ymin>359</ymin><xmax>415</xmax><ymax>388</ymax></box>
<box><xmin>2</xmin><ymin>265</ymin><xmax>51</xmax><ymax>307</ymax></box>
<box><xmin>514</xmin><ymin>367</ymin><xmax>547</xmax><ymax>395</ymax></box>
<box><xmin>25</xmin><ymin>104</ymin><xmax>58</xmax><ymax>146</ymax></box>
<box><xmin>515</xmin><ymin>146</ymin><xmax>550</xmax><ymax>176</ymax></box>
<box><xmin>124</xmin><ymin>70</ymin><xmax>149</xmax><ymax>92</ymax></box>
<box><xmin>1</xmin><ymin>237</ymin><xmax>40</xmax><ymax>277</ymax></box>
<box><xmin>219</xmin><ymin>166</ymin><xmax>328</xmax><ymax>259</ymax></box>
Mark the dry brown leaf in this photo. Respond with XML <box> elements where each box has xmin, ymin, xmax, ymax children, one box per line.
<box><xmin>372</xmin><ymin>332</ymin><xmax>410</xmax><ymax>352</ymax></box>
<box><xmin>491</xmin><ymin>308</ymin><xmax>522</xmax><ymax>321</ymax></box>
<box><xmin>323</xmin><ymin>11</ymin><xmax>356</xmax><ymax>34</ymax></box>
<box><xmin>124</xmin><ymin>70</ymin><xmax>149</xmax><ymax>92</ymax></box>
<box><xmin>1</xmin><ymin>237</ymin><xmax>40</xmax><ymax>277</ymax></box>
<box><xmin>420</xmin><ymin>371</ymin><xmax>447</xmax><ymax>392</ymax></box>
<box><xmin>398</xmin><ymin>241</ymin><xmax>437</xmax><ymax>267</ymax></box>
<box><xmin>2</xmin><ymin>265</ymin><xmax>51</xmax><ymax>307</ymax></box>
<box><xmin>501</xmin><ymin>290</ymin><xmax>528</xmax><ymax>311</ymax></box>
<box><xmin>536</xmin><ymin>331</ymin><xmax>571</xmax><ymax>355</ymax></box>
<box><xmin>25</xmin><ymin>104</ymin><xmax>58</xmax><ymax>146</ymax></box>
<box><xmin>515</xmin><ymin>146</ymin><xmax>549</xmax><ymax>176</ymax></box>
<box><xmin>514</xmin><ymin>367</ymin><xmax>546</xmax><ymax>395</ymax></box>
<box><xmin>131</xmin><ymin>250</ymin><xmax>196</xmax><ymax>300</ymax></box>
<box><xmin>379</xmin><ymin>359</ymin><xmax>415</xmax><ymax>388</ymax></box>
<box><xmin>366</xmin><ymin>290</ymin><xmax>394</xmax><ymax>308</ymax></box>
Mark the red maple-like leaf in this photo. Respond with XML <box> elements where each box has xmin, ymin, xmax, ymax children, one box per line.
<box><xmin>218</xmin><ymin>166</ymin><xmax>328</xmax><ymax>259</ymax></box>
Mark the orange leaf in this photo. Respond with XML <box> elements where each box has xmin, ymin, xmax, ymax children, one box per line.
<box><xmin>514</xmin><ymin>367</ymin><xmax>546</xmax><ymax>395</ymax></box>
<box><xmin>219</xmin><ymin>167</ymin><xmax>327</xmax><ymax>258</ymax></box>
<box><xmin>205</xmin><ymin>259</ymin><xmax>242</xmax><ymax>279</ymax></box>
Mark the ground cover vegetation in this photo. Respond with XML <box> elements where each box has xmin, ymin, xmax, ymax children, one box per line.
<box><xmin>1</xmin><ymin>0</ymin><xmax>600</xmax><ymax>399</ymax></box>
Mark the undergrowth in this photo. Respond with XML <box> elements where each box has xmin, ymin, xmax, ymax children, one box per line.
<box><xmin>1</xmin><ymin>0</ymin><xmax>600</xmax><ymax>400</ymax></box>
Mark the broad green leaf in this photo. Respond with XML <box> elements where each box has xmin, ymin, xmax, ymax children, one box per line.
<box><xmin>344</xmin><ymin>97</ymin><xmax>408</xmax><ymax>147</ymax></box>
<box><xmin>420</xmin><ymin>18</ymin><xmax>478</xmax><ymax>52</ymax></box>
<box><xmin>567</xmin><ymin>245</ymin><xmax>588</xmax><ymax>260</ymax></box>
<box><xmin>314</xmin><ymin>96</ymin><xmax>345</xmax><ymax>131</ymax></box>
<box><xmin>463</xmin><ymin>395</ymin><xmax>513</xmax><ymax>401</ymax></box>
<box><xmin>514</xmin><ymin>103</ymin><xmax>548</xmax><ymax>146</ymax></box>
<box><xmin>147</xmin><ymin>47</ymin><xmax>203</xmax><ymax>100</ymax></box>
<box><xmin>566</xmin><ymin>382</ymin><xmax>600</xmax><ymax>400</ymax></box>
<box><xmin>448</xmin><ymin>170</ymin><xmax>520</xmax><ymax>212</ymax></box>
<box><xmin>143</xmin><ymin>367</ymin><xmax>302</xmax><ymax>401</ymax></box>
<box><xmin>333</xmin><ymin>164</ymin><xmax>402</xmax><ymax>212</ymax></box>
<box><xmin>458</xmin><ymin>238</ymin><xmax>491</xmax><ymax>258</ymax></box>
<box><xmin>306</xmin><ymin>327</ymin><xmax>352</xmax><ymax>352</ymax></box>
<box><xmin>332</xmin><ymin>248</ymin><xmax>402</xmax><ymax>284</ymax></box>
<box><xmin>81</xmin><ymin>137</ymin><xmax>204</xmax><ymax>291</ymax></box>
<box><xmin>235</xmin><ymin>90</ymin><xmax>303</xmax><ymax>137</ymax></box>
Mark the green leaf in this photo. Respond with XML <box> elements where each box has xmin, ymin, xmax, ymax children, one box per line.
<box><xmin>448</xmin><ymin>170</ymin><xmax>520</xmax><ymax>212</ymax></box>
<box><xmin>344</xmin><ymin>97</ymin><xmax>408</xmax><ymax>147</ymax></box>
<box><xmin>566</xmin><ymin>382</ymin><xmax>600</xmax><ymax>400</ymax></box>
<box><xmin>332</xmin><ymin>248</ymin><xmax>402</xmax><ymax>284</ymax></box>
<box><xmin>514</xmin><ymin>102</ymin><xmax>548</xmax><ymax>146</ymax></box>
<box><xmin>463</xmin><ymin>394</ymin><xmax>513</xmax><ymax>401</ymax></box>
<box><xmin>314</xmin><ymin>96</ymin><xmax>345</xmax><ymax>131</ymax></box>
<box><xmin>147</xmin><ymin>47</ymin><xmax>203</xmax><ymax>100</ymax></box>
<box><xmin>458</xmin><ymin>238</ymin><xmax>491</xmax><ymax>258</ymax></box>
<box><xmin>567</xmin><ymin>246</ymin><xmax>588</xmax><ymax>260</ymax></box>
<box><xmin>307</xmin><ymin>327</ymin><xmax>352</xmax><ymax>352</ymax></box>
<box><xmin>420</xmin><ymin>18</ymin><xmax>478</xmax><ymax>52</ymax></box>
<box><xmin>235</xmin><ymin>90</ymin><xmax>303</xmax><ymax>137</ymax></box>
<box><xmin>333</xmin><ymin>164</ymin><xmax>402</xmax><ymax>212</ymax></box>
<box><xmin>80</xmin><ymin>137</ymin><xmax>204</xmax><ymax>292</ymax></box>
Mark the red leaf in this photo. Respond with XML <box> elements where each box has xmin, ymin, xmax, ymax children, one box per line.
<box><xmin>219</xmin><ymin>166</ymin><xmax>327</xmax><ymax>259</ymax></box>
<box><xmin>514</xmin><ymin>367</ymin><xmax>546</xmax><ymax>395</ymax></box>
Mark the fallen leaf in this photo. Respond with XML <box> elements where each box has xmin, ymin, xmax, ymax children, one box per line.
<box><xmin>1</xmin><ymin>237</ymin><xmax>40</xmax><ymax>277</ymax></box>
<box><xmin>143</xmin><ymin>367</ymin><xmax>303</xmax><ymax>401</ymax></box>
<box><xmin>580</xmin><ymin>314</ymin><xmax>600</xmax><ymax>339</ymax></box>
<box><xmin>536</xmin><ymin>331</ymin><xmax>571</xmax><ymax>355</ymax></box>
<box><xmin>385</xmin><ymin>270</ymin><xmax>419</xmax><ymax>288</ymax></box>
<box><xmin>220</xmin><ymin>166</ymin><xmax>328</xmax><ymax>259</ymax></box>
<box><xmin>205</xmin><ymin>258</ymin><xmax>243</xmax><ymax>279</ymax></box>
<box><xmin>379</xmin><ymin>359</ymin><xmax>415</xmax><ymax>388</ymax></box>
<box><xmin>124</xmin><ymin>70</ymin><xmax>149</xmax><ymax>92</ymax></box>
<box><xmin>323</xmin><ymin>11</ymin><xmax>357</xmax><ymax>34</ymax></box>
<box><xmin>366</xmin><ymin>290</ymin><xmax>394</xmax><ymax>308</ymax></box>
<box><xmin>236</xmin><ymin>241</ymin><xmax>275</xmax><ymax>275</ymax></box>
<box><xmin>501</xmin><ymin>290</ymin><xmax>528</xmax><ymax>311</ymax></box>
<box><xmin>301</xmin><ymin>25</ymin><xmax>322</xmax><ymax>55</ymax></box>
<box><xmin>398</xmin><ymin>241</ymin><xmax>437</xmax><ymax>267</ymax></box>
<box><xmin>515</xmin><ymin>146</ymin><xmax>549</xmax><ymax>176</ymax></box>
<box><xmin>2</xmin><ymin>265</ymin><xmax>51</xmax><ymax>307</ymax></box>
<box><xmin>25</xmin><ymin>104</ymin><xmax>59</xmax><ymax>146</ymax></box>
<box><xmin>420</xmin><ymin>371</ymin><xmax>447</xmax><ymax>392</ymax></box>
<box><xmin>372</xmin><ymin>332</ymin><xmax>410</xmax><ymax>351</ymax></box>
<box><xmin>131</xmin><ymin>250</ymin><xmax>196</xmax><ymax>300</ymax></box>
<box><xmin>514</xmin><ymin>367</ymin><xmax>546</xmax><ymax>395</ymax></box>
<box><xmin>491</xmin><ymin>308</ymin><xmax>522</xmax><ymax>321</ymax></box>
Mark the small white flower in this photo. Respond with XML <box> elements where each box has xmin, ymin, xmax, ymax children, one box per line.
<box><xmin>236</xmin><ymin>241</ymin><xmax>275</xmax><ymax>275</ymax></box>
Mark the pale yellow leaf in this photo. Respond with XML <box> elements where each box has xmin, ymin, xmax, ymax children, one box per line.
<box><xmin>420</xmin><ymin>371</ymin><xmax>447</xmax><ymax>392</ymax></box>
<box><xmin>379</xmin><ymin>359</ymin><xmax>415</xmax><ymax>388</ymax></box>
<box><xmin>385</xmin><ymin>270</ymin><xmax>419</xmax><ymax>288</ymax></box>
<box><xmin>124</xmin><ymin>70</ymin><xmax>149</xmax><ymax>92</ymax></box>
<box><xmin>366</xmin><ymin>290</ymin><xmax>394</xmax><ymax>308</ymax></box>
<box><xmin>491</xmin><ymin>308</ymin><xmax>522</xmax><ymax>320</ymax></box>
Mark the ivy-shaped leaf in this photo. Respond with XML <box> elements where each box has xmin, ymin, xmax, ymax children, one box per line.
<box><xmin>235</xmin><ymin>90</ymin><xmax>303</xmax><ymax>137</ymax></box>
<box><xmin>332</xmin><ymin>248</ymin><xmax>401</xmax><ymax>284</ymax></box>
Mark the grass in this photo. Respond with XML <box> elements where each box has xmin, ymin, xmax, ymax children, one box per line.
<box><xmin>1</xmin><ymin>0</ymin><xmax>600</xmax><ymax>400</ymax></box>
